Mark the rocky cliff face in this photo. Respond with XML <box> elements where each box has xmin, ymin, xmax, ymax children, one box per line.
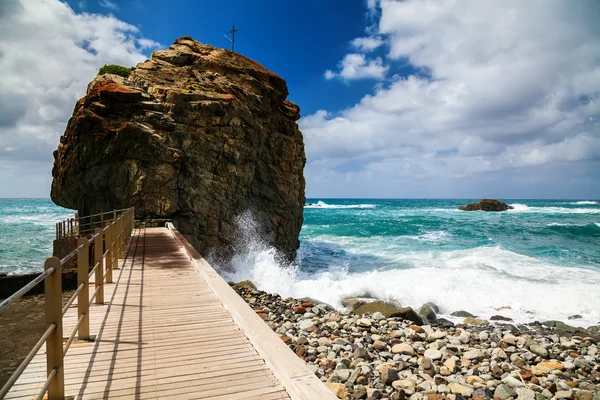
<box><xmin>51</xmin><ymin>37</ymin><xmax>306</xmax><ymax>261</ymax></box>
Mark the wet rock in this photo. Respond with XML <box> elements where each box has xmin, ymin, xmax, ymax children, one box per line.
<box><xmin>463</xmin><ymin>317</ymin><xmax>489</xmax><ymax>326</ymax></box>
<box><xmin>459</xmin><ymin>199</ymin><xmax>513</xmax><ymax>211</ymax></box>
<box><xmin>451</xmin><ymin>311</ymin><xmax>476</xmax><ymax>318</ymax></box>
<box><xmin>419</xmin><ymin>303</ymin><xmax>439</xmax><ymax>324</ymax></box>
<box><xmin>491</xmin><ymin>315</ymin><xmax>514</xmax><ymax>322</ymax></box>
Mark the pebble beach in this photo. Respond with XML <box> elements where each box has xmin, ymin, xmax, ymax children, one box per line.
<box><xmin>231</xmin><ymin>282</ymin><xmax>600</xmax><ymax>400</ymax></box>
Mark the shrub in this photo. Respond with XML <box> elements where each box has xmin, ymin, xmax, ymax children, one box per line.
<box><xmin>98</xmin><ymin>64</ymin><xmax>131</xmax><ymax>78</ymax></box>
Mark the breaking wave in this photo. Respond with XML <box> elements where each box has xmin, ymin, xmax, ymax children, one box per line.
<box><xmin>304</xmin><ymin>201</ymin><xmax>376</xmax><ymax>209</ymax></box>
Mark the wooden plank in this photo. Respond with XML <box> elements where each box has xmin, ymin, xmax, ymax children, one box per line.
<box><xmin>6</xmin><ymin>227</ymin><xmax>292</xmax><ymax>400</ymax></box>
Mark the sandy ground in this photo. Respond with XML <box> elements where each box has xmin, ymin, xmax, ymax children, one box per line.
<box><xmin>0</xmin><ymin>291</ymin><xmax>73</xmax><ymax>388</ymax></box>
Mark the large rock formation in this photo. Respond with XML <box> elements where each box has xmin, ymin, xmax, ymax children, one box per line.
<box><xmin>51</xmin><ymin>37</ymin><xmax>306</xmax><ymax>261</ymax></box>
<box><xmin>459</xmin><ymin>199</ymin><xmax>513</xmax><ymax>212</ymax></box>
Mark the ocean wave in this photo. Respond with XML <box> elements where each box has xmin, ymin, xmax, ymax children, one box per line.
<box><xmin>571</xmin><ymin>201</ymin><xmax>598</xmax><ymax>205</ymax></box>
<box><xmin>222</xmin><ymin>215</ymin><xmax>600</xmax><ymax>327</ymax></box>
<box><xmin>304</xmin><ymin>201</ymin><xmax>376</xmax><ymax>209</ymax></box>
<box><xmin>408</xmin><ymin>231</ymin><xmax>451</xmax><ymax>244</ymax></box>
<box><xmin>509</xmin><ymin>204</ymin><xmax>600</xmax><ymax>214</ymax></box>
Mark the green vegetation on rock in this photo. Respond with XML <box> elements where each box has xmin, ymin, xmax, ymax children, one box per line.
<box><xmin>98</xmin><ymin>64</ymin><xmax>131</xmax><ymax>78</ymax></box>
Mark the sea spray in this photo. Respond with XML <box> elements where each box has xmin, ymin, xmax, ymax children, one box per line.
<box><xmin>221</xmin><ymin>211</ymin><xmax>298</xmax><ymax>295</ymax></box>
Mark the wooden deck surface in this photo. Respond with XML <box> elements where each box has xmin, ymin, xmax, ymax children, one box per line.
<box><xmin>6</xmin><ymin>227</ymin><xmax>291</xmax><ymax>400</ymax></box>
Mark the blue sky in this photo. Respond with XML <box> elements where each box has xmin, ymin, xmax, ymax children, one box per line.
<box><xmin>70</xmin><ymin>0</ymin><xmax>385</xmax><ymax>115</ymax></box>
<box><xmin>1</xmin><ymin>0</ymin><xmax>599</xmax><ymax>199</ymax></box>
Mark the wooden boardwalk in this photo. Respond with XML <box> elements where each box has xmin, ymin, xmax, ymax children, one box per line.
<box><xmin>6</xmin><ymin>228</ymin><xmax>293</xmax><ymax>399</ymax></box>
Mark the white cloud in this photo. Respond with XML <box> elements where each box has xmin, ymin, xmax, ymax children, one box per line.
<box><xmin>351</xmin><ymin>36</ymin><xmax>384</xmax><ymax>52</ymax></box>
<box><xmin>324</xmin><ymin>53</ymin><xmax>388</xmax><ymax>81</ymax></box>
<box><xmin>304</xmin><ymin>0</ymin><xmax>600</xmax><ymax>197</ymax></box>
<box><xmin>99</xmin><ymin>0</ymin><xmax>118</xmax><ymax>10</ymax></box>
<box><xmin>0</xmin><ymin>0</ymin><xmax>159</xmax><ymax>197</ymax></box>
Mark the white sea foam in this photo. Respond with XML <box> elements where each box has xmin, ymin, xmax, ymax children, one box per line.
<box><xmin>304</xmin><ymin>201</ymin><xmax>376</xmax><ymax>209</ymax></box>
<box><xmin>572</xmin><ymin>201</ymin><xmax>598</xmax><ymax>205</ymax></box>
<box><xmin>408</xmin><ymin>231</ymin><xmax>451</xmax><ymax>244</ymax></box>
<box><xmin>508</xmin><ymin>204</ymin><xmax>600</xmax><ymax>214</ymax></box>
<box><xmin>223</xmin><ymin>215</ymin><xmax>600</xmax><ymax>327</ymax></box>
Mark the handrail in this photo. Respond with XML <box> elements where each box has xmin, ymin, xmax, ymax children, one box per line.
<box><xmin>0</xmin><ymin>207</ymin><xmax>135</xmax><ymax>399</ymax></box>
<box><xmin>0</xmin><ymin>267</ymin><xmax>54</xmax><ymax>312</ymax></box>
<box><xmin>60</xmin><ymin>243</ymin><xmax>84</xmax><ymax>265</ymax></box>
<box><xmin>0</xmin><ymin>323</ymin><xmax>56</xmax><ymax>398</ymax></box>
<box><xmin>56</xmin><ymin>207</ymin><xmax>131</xmax><ymax>239</ymax></box>
<box><xmin>62</xmin><ymin>283</ymin><xmax>85</xmax><ymax>316</ymax></box>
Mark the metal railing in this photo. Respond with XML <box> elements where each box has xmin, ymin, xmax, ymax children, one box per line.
<box><xmin>0</xmin><ymin>207</ymin><xmax>135</xmax><ymax>400</ymax></box>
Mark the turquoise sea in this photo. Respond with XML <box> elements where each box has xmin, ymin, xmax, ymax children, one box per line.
<box><xmin>226</xmin><ymin>199</ymin><xmax>600</xmax><ymax>327</ymax></box>
<box><xmin>2</xmin><ymin>198</ymin><xmax>600</xmax><ymax>325</ymax></box>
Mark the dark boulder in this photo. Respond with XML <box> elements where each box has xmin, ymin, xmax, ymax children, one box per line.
<box><xmin>459</xmin><ymin>199</ymin><xmax>513</xmax><ymax>212</ymax></box>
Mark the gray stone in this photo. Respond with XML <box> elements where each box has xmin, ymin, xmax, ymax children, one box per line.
<box><xmin>298</xmin><ymin>320</ymin><xmax>316</xmax><ymax>332</ymax></box>
<box><xmin>418</xmin><ymin>303</ymin><xmax>438</xmax><ymax>324</ymax></box>
<box><xmin>352</xmin><ymin>385</ymin><xmax>367</xmax><ymax>399</ymax></box>
<box><xmin>381</xmin><ymin>367</ymin><xmax>399</xmax><ymax>385</ymax></box>
<box><xmin>451</xmin><ymin>310</ymin><xmax>476</xmax><ymax>318</ymax></box>
<box><xmin>392</xmin><ymin>380</ymin><xmax>415</xmax><ymax>395</ymax></box>
<box><xmin>424</xmin><ymin>348</ymin><xmax>442</xmax><ymax>360</ymax></box>
<box><xmin>555</xmin><ymin>391</ymin><xmax>573</xmax><ymax>399</ymax></box>
<box><xmin>502</xmin><ymin>376</ymin><xmax>524</xmax><ymax>388</ymax></box>
<box><xmin>516</xmin><ymin>388</ymin><xmax>536</xmax><ymax>400</ymax></box>
<box><xmin>463</xmin><ymin>349</ymin><xmax>485</xmax><ymax>360</ymax></box>
<box><xmin>529</xmin><ymin>343</ymin><xmax>548</xmax><ymax>358</ymax></box>
<box><xmin>494</xmin><ymin>384</ymin><xmax>515</xmax><ymax>400</ymax></box>
<box><xmin>332</xmin><ymin>369</ymin><xmax>351</xmax><ymax>382</ymax></box>
<box><xmin>353</xmin><ymin>347</ymin><xmax>371</xmax><ymax>360</ymax></box>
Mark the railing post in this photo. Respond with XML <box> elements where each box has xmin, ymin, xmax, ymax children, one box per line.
<box><xmin>112</xmin><ymin>219</ymin><xmax>119</xmax><ymax>270</ymax></box>
<box><xmin>120</xmin><ymin>215</ymin><xmax>126</xmax><ymax>254</ymax></box>
<box><xmin>94</xmin><ymin>228</ymin><xmax>104</xmax><ymax>304</ymax></box>
<box><xmin>44</xmin><ymin>257</ymin><xmax>64</xmax><ymax>400</ymax></box>
<box><xmin>77</xmin><ymin>237</ymin><xmax>90</xmax><ymax>340</ymax></box>
<box><xmin>117</xmin><ymin>216</ymin><xmax>123</xmax><ymax>259</ymax></box>
<box><xmin>105</xmin><ymin>222</ymin><xmax>113</xmax><ymax>283</ymax></box>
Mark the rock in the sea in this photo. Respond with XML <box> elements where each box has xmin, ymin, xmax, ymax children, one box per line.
<box><xmin>418</xmin><ymin>302</ymin><xmax>438</xmax><ymax>324</ymax></box>
<box><xmin>463</xmin><ymin>317</ymin><xmax>489</xmax><ymax>326</ymax></box>
<box><xmin>51</xmin><ymin>37</ymin><xmax>306</xmax><ymax>261</ymax></box>
<box><xmin>451</xmin><ymin>310</ymin><xmax>476</xmax><ymax>318</ymax></box>
<box><xmin>459</xmin><ymin>199</ymin><xmax>513</xmax><ymax>212</ymax></box>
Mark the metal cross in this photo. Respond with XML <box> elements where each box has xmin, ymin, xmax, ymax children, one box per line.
<box><xmin>225</xmin><ymin>25</ymin><xmax>238</xmax><ymax>52</ymax></box>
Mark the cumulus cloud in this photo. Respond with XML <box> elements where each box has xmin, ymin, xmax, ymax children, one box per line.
<box><xmin>304</xmin><ymin>0</ymin><xmax>600</xmax><ymax>197</ymax></box>
<box><xmin>324</xmin><ymin>53</ymin><xmax>389</xmax><ymax>81</ymax></box>
<box><xmin>351</xmin><ymin>36</ymin><xmax>384</xmax><ymax>52</ymax></box>
<box><xmin>0</xmin><ymin>0</ymin><xmax>158</xmax><ymax>197</ymax></box>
